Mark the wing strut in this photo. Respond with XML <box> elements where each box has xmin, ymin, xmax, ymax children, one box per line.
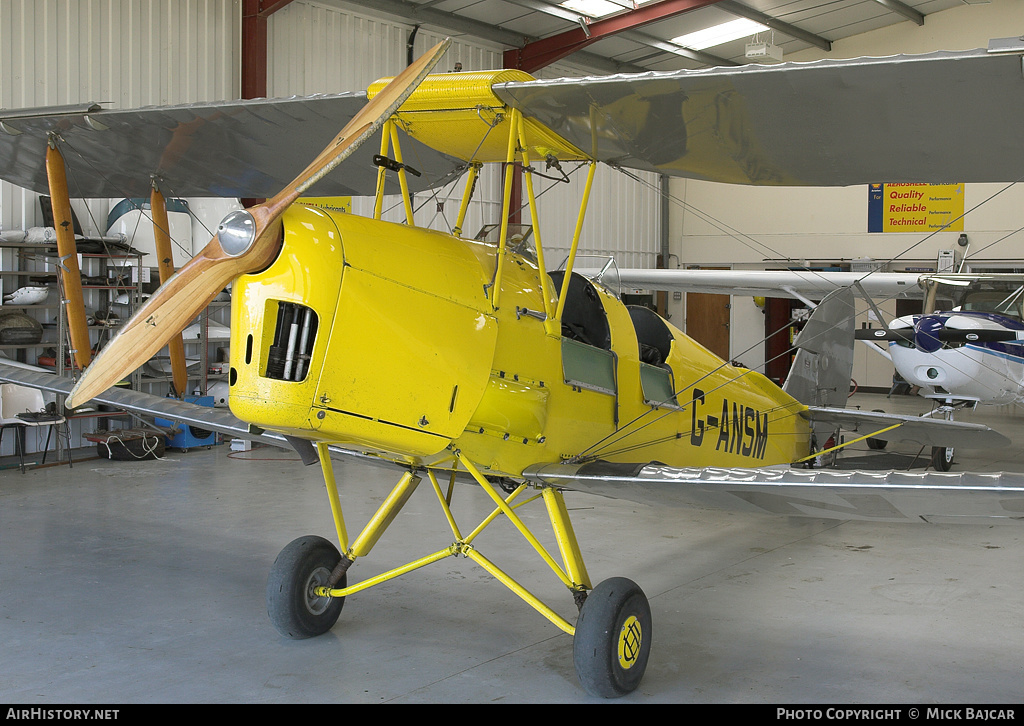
<box><xmin>150</xmin><ymin>184</ymin><xmax>189</xmax><ymax>398</ymax></box>
<box><xmin>553</xmin><ymin>161</ymin><xmax>597</xmax><ymax>331</ymax></box>
<box><xmin>45</xmin><ymin>140</ymin><xmax>92</xmax><ymax>370</ymax></box>
<box><xmin>516</xmin><ymin>113</ymin><xmax>557</xmax><ymax>328</ymax></box>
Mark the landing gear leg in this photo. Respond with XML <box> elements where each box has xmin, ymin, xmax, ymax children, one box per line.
<box><xmin>927</xmin><ymin>399</ymin><xmax>960</xmax><ymax>471</ymax></box>
<box><xmin>455</xmin><ymin>451</ymin><xmax>651</xmax><ymax>697</ymax></box>
<box><xmin>266</xmin><ymin>443</ymin><xmax>418</xmax><ymax>639</ymax></box>
<box><xmin>268</xmin><ymin>443</ymin><xmax>655</xmax><ymax>697</ymax></box>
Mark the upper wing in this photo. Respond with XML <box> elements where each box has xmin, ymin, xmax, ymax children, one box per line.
<box><xmin>525</xmin><ymin>461</ymin><xmax>1024</xmax><ymax>526</ymax></box>
<box><xmin>609</xmin><ymin>269</ymin><xmax>927</xmax><ymax>300</ymax></box>
<box><xmin>0</xmin><ymin>94</ymin><xmax>465</xmax><ymax>199</ymax></box>
<box><xmin>494</xmin><ymin>46</ymin><xmax>1024</xmax><ymax>186</ymax></box>
<box><xmin>7</xmin><ymin>46</ymin><xmax>1021</xmax><ymax>198</ymax></box>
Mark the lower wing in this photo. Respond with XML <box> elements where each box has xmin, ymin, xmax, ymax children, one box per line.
<box><xmin>525</xmin><ymin>461</ymin><xmax>1024</xmax><ymax>526</ymax></box>
<box><xmin>5</xmin><ymin>361</ymin><xmax>1020</xmax><ymax>525</ymax></box>
<box><xmin>803</xmin><ymin>406</ymin><xmax>1011</xmax><ymax>449</ymax></box>
<box><xmin>0</xmin><ymin>361</ymin><xmax>379</xmax><ymax>468</ymax></box>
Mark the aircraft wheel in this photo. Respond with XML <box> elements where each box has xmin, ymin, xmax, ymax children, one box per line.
<box><xmin>573</xmin><ymin>577</ymin><xmax>652</xmax><ymax>698</ymax></box>
<box><xmin>931</xmin><ymin>446</ymin><xmax>954</xmax><ymax>472</ymax></box>
<box><xmin>266</xmin><ymin>535</ymin><xmax>346</xmax><ymax>639</ymax></box>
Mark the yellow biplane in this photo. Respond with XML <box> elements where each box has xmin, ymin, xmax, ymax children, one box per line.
<box><xmin>2</xmin><ymin>40</ymin><xmax>1024</xmax><ymax>697</ymax></box>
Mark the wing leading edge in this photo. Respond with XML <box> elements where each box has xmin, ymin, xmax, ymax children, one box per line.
<box><xmin>0</xmin><ymin>362</ymin><xmax>291</xmax><ymax>447</ymax></box>
<box><xmin>611</xmin><ymin>271</ymin><xmax>1024</xmax><ymax>303</ymax></box>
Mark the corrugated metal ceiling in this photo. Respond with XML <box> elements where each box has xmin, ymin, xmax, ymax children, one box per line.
<box><xmin>339</xmin><ymin>0</ymin><xmax>967</xmax><ymax>73</ymax></box>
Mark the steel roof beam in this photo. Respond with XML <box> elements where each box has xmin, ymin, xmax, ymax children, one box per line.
<box><xmin>504</xmin><ymin>0</ymin><xmax>726</xmax><ymax>72</ymax></box>
<box><xmin>503</xmin><ymin>0</ymin><xmax>734</xmax><ymax>67</ymax></box>
<box><xmin>716</xmin><ymin>0</ymin><xmax>831</xmax><ymax>52</ymax></box>
<box><xmin>619</xmin><ymin>29</ymin><xmax>737</xmax><ymax>66</ymax></box>
<box><xmin>501</xmin><ymin>0</ymin><xmax>589</xmax><ymax>24</ymax></box>
<box><xmin>350</xmin><ymin>0</ymin><xmax>643</xmax><ymax>73</ymax></box>
<box><xmin>871</xmin><ymin>0</ymin><xmax>925</xmax><ymax>26</ymax></box>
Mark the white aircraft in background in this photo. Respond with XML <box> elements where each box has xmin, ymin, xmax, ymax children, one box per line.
<box><xmin>611</xmin><ymin>267</ymin><xmax>1024</xmax><ymax>470</ymax></box>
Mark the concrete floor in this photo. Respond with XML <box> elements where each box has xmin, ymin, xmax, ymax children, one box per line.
<box><xmin>0</xmin><ymin>392</ymin><xmax>1021</xmax><ymax>704</ymax></box>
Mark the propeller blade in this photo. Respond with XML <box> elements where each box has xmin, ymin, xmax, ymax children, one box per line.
<box><xmin>855</xmin><ymin>326</ymin><xmax>1024</xmax><ymax>345</ymax></box>
<box><xmin>67</xmin><ymin>39</ymin><xmax>451</xmax><ymax>408</ymax></box>
<box><xmin>937</xmin><ymin>329</ymin><xmax>1024</xmax><ymax>343</ymax></box>
<box><xmin>855</xmin><ymin>328</ymin><xmax>914</xmax><ymax>342</ymax></box>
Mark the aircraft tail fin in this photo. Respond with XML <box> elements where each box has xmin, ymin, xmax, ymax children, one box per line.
<box><xmin>782</xmin><ymin>287</ymin><xmax>856</xmax><ymax>416</ymax></box>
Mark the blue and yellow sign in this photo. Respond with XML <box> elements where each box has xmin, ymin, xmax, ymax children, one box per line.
<box><xmin>868</xmin><ymin>183</ymin><xmax>964</xmax><ymax>233</ymax></box>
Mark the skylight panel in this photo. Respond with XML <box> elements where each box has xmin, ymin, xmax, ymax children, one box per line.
<box><xmin>672</xmin><ymin>18</ymin><xmax>769</xmax><ymax>50</ymax></box>
<box><xmin>560</xmin><ymin>0</ymin><xmax>624</xmax><ymax>18</ymax></box>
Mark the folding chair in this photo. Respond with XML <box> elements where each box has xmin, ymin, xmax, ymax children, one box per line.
<box><xmin>0</xmin><ymin>384</ymin><xmax>72</xmax><ymax>473</ymax></box>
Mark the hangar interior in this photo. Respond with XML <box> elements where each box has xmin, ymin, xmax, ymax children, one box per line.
<box><xmin>0</xmin><ymin>0</ymin><xmax>1022</xmax><ymax>704</ymax></box>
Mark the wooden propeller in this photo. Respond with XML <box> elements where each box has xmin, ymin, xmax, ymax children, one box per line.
<box><xmin>67</xmin><ymin>39</ymin><xmax>450</xmax><ymax>408</ymax></box>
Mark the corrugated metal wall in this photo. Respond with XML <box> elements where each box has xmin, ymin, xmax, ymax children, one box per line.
<box><xmin>0</xmin><ymin>0</ymin><xmax>240</xmax><ymax>233</ymax></box>
<box><xmin>267</xmin><ymin>3</ymin><xmax>505</xmax><ymax>232</ymax></box>
<box><xmin>0</xmin><ymin>0</ymin><xmax>240</xmax><ymax>457</ymax></box>
<box><xmin>533</xmin><ymin>164</ymin><xmax>662</xmax><ymax>271</ymax></box>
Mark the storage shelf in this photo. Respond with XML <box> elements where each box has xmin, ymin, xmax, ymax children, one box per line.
<box><xmin>0</xmin><ymin>240</ymin><xmax>144</xmax><ymax>456</ymax></box>
<box><xmin>0</xmin><ymin>342</ymin><xmax>57</xmax><ymax>350</ymax></box>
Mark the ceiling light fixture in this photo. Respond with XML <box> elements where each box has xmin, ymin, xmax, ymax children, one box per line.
<box><xmin>559</xmin><ymin>0</ymin><xmax>654</xmax><ymax>19</ymax></box>
<box><xmin>559</xmin><ymin>0</ymin><xmax>621</xmax><ymax>18</ymax></box>
<box><xmin>672</xmin><ymin>18</ymin><xmax>769</xmax><ymax>50</ymax></box>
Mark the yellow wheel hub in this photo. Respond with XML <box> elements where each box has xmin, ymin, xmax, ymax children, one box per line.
<box><xmin>617</xmin><ymin>615</ymin><xmax>643</xmax><ymax>670</ymax></box>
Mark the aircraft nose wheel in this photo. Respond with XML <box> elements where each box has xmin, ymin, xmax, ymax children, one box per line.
<box><xmin>931</xmin><ymin>446</ymin><xmax>955</xmax><ymax>472</ymax></box>
<box><xmin>573</xmin><ymin>577</ymin><xmax>652</xmax><ymax>698</ymax></box>
<box><xmin>266</xmin><ymin>535</ymin><xmax>346</xmax><ymax>639</ymax></box>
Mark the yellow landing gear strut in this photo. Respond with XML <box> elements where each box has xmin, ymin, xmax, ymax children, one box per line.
<box><xmin>265</xmin><ymin>443</ymin><xmax>652</xmax><ymax>697</ymax></box>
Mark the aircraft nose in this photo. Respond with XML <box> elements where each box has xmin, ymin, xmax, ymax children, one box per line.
<box><xmin>914</xmin><ymin>315</ymin><xmax>945</xmax><ymax>353</ymax></box>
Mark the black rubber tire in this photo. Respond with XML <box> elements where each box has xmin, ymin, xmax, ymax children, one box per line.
<box><xmin>573</xmin><ymin>577</ymin><xmax>652</xmax><ymax>698</ymax></box>
<box><xmin>931</xmin><ymin>446</ymin><xmax>954</xmax><ymax>472</ymax></box>
<box><xmin>266</xmin><ymin>535</ymin><xmax>346</xmax><ymax>639</ymax></box>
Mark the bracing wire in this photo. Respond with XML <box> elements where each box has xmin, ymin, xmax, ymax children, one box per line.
<box><xmin>572</xmin><ymin>165</ymin><xmax>1024</xmax><ymax>463</ymax></box>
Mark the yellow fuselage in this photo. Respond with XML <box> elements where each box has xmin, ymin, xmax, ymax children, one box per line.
<box><xmin>227</xmin><ymin>204</ymin><xmax>811</xmax><ymax>475</ymax></box>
